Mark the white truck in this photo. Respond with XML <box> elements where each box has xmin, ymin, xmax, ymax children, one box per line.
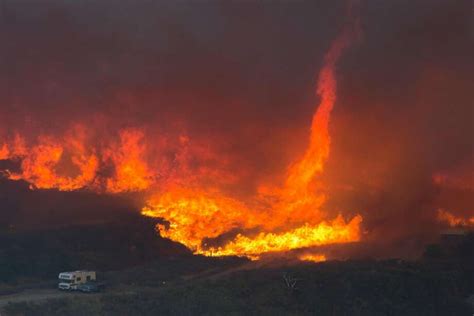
<box><xmin>58</xmin><ymin>271</ymin><xmax>96</xmax><ymax>291</ymax></box>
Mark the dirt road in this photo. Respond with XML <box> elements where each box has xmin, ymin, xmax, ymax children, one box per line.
<box><xmin>0</xmin><ymin>289</ymin><xmax>85</xmax><ymax>310</ymax></box>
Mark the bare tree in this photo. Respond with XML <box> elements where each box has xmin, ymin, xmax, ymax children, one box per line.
<box><xmin>283</xmin><ymin>272</ymin><xmax>301</xmax><ymax>292</ymax></box>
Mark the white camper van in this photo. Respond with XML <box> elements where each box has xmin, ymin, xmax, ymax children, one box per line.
<box><xmin>58</xmin><ymin>271</ymin><xmax>96</xmax><ymax>290</ymax></box>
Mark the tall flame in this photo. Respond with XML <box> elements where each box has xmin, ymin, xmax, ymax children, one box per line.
<box><xmin>285</xmin><ymin>18</ymin><xmax>358</xmax><ymax>198</ymax></box>
<box><xmin>141</xmin><ymin>9</ymin><xmax>363</xmax><ymax>259</ymax></box>
<box><xmin>104</xmin><ymin>129</ymin><xmax>154</xmax><ymax>193</ymax></box>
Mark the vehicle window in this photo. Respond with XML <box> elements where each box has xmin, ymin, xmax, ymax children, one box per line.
<box><xmin>61</xmin><ymin>279</ymin><xmax>73</xmax><ymax>283</ymax></box>
<box><xmin>87</xmin><ymin>276</ymin><xmax>91</xmax><ymax>281</ymax></box>
<box><xmin>77</xmin><ymin>277</ymin><xmax>81</xmax><ymax>281</ymax></box>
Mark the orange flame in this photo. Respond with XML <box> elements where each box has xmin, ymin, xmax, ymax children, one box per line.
<box><xmin>198</xmin><ymin>215</ymin><xmax>361</xmax><ymax>259</ymax></box>
<box><xmin>0</xmin><ymin>143</ymin><xmax>9</xmax><ymax>160</ymax></box>
<box><xmin>1</xmin><ymin>127</ymin><xmax>154</xmax><ymax>193</ymax></box>
<box><xmin>298</xmin><ymin>253</ymin><xmax>327</xmax><ymax>263</ymax></box>
<box><xmin>142</xmin><ymin>12</ymin><xmax>362</xmax><ymax>259</ymax></box>
<box><xmin>104</xmin><ymin>129</ymin><xmax>154</xmax><ymax>193</ymax></box>
<box><xmin>141</xmin><ymin>186</ymin><xmax>256</xmax><ymax>252</ymax></box>
<box><xmin>0</xmin><ymin>134</ymin><xmax>27</xmax><ymax>160</ymax></box>
<box><xmin>285</xmin><ymin>18</ymin><xmax>357</xmax><ymax>198</ymax></box>
<box><xmin>8</xmin><ymin>127</ymin><xmax>99</xmax><ymax>191</ymax></box>
<box><xmin>437</xmin><ymin>209</ymin><xmax>474</xmax><ymax>227</ymax></box>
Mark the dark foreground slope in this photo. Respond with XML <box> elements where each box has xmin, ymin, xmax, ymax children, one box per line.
<box><xmin>0</xmin><ymin>215</ymin><xmax>193</xmax><ymax>284</ymax></box>
<box><xmin>0</xmin><ymin>177</ymin><xmax>198</xmax><ymax>285</ymax></box>
<box><xmin>3</xmin><ymin>233</ymin><xmax>473</xmax><ymax>316</ymax></box>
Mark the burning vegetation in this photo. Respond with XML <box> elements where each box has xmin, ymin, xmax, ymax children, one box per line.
<box><xmin>437</xmin><ymin>209</ymin><xmax>474</xmax><ymax>228</ymax></box>
<box><xmin>141</xmin><ymin>11</ymin><xmax>363</xmax><ymax>259</ymax></box>
<box><xmin>0</xmin><ymin>3</ymin><xmax>365</xmax><ymax>261</ymax></box>
<box><xmin>0</xmin><ymin>0</ymin><xmax>472</xmax><ymax>262</ymax></box>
